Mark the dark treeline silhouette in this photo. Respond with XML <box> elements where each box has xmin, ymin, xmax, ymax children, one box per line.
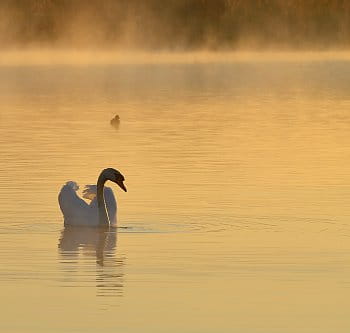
<box><xmin>1</xmin><ymin>0</ymin><xmax>350</xmax><ymax>49</ymax></box>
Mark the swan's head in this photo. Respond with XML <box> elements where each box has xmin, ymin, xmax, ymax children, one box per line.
<box><xmin>103</xmin><ymin>168</ymin><xmax>127</xmax><ymax>192</ymax></box>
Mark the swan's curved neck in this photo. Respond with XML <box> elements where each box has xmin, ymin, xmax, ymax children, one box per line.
<box><xmin>97</xmin><ymin>172</ymin><xmax>110</xmax><ymax>227</ymax></box>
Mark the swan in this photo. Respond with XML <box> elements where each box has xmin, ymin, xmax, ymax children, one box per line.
<box><xmin>58</xmin><ymin>168</ymin><xmax>127</xmax><ymax>227</ymax></box>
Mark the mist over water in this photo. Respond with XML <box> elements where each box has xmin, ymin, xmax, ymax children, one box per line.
<box><xmin>1</xmin><ymin>0</ymin><xmax>350</xmax><ymax>50</ymax></box>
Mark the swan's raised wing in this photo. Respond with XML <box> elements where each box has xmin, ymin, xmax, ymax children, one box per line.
<box><xmin>82</xmin><ymin>185</ymin><xmax>97</xmax><ymax>201</ymax></box>
<box><xmin>84</xmin><ymin>185</ymin><xmax>117</xmax><ymax>225</ymax></box>
<box><xmin>58</xmin><ymin>181</ymin><xmax>93</xmax><ymax>225</ymax></box>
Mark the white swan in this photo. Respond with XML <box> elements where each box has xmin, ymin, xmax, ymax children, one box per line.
<box><xmin>58</xmin><ymin>168</ymin><xmax>127</xmax><ymax>227</ymax></box>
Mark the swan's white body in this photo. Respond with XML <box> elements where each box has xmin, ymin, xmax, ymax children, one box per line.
<box><xmin>59</xmin><ymin>168</ymin><xmax>126</xmax><ymax>227</ymax></box>
<box><xmin>58</xmin><ymin>181</ymin><xmax>117</xmax><ymax>227</ymax></box>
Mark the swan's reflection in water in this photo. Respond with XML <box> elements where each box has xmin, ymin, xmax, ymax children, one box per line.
<box><xmin>58</xmin><ymin>227</ymin><xmax>125</xmax><ymax>297</ymax></box>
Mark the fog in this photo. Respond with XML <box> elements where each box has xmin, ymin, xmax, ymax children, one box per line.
<box><xmin>1</xmin><ymin>0</ymin><xmax>350</xmax><ymax>51</ymax></box>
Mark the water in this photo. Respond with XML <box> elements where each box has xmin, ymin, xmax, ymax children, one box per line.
<box><xmin>1</xmin><ymin>55</ymin><xmax>350</xmax><ymax>332</ymax></box>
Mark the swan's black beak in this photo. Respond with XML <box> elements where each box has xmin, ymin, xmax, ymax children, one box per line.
<box><xmin>116</xmin><ymin>180</ymin><xmax>127</xmax><ymax>192</ymax></box>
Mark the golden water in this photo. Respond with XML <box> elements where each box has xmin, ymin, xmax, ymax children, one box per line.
<box><xmin>1</xmin><ymin>58</ymin><xmax>350</xmax><ymax>332</ymax></box>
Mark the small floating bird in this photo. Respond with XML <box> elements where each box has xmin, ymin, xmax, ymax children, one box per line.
<box><xmin>110</xmin><ymin>114</ymin><xmax>120</xmax><ymax>127</ymax></box>
<box><xmin>58</xmin><ymin>168</ymin><xmax>127</xmax><ymax>227</ymax></box>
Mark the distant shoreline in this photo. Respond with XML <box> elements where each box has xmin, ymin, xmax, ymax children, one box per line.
<box><xmin>2</xmin><ymin>49</ymin><xmax>350</xmax><ymax>66</ymax></box>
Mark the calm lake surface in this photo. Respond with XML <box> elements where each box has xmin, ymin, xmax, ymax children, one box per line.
<box><xmin>1</xmin><ymin>54</ymin><xmax>350</xmax><ymax>332</ymax></box>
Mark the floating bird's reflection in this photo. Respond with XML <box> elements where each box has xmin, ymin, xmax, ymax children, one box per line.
<box><xmin>58</xmin><ymin>227</ymin><xmax>125</xmax><ymax>297</ymax></box>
